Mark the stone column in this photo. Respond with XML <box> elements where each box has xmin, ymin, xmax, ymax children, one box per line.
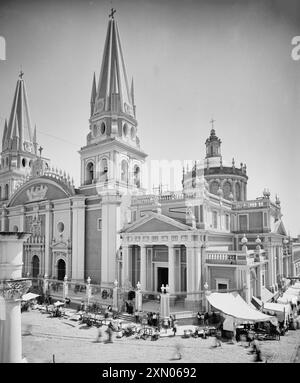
<box><xmin>140</xmin><ymin>245</ymin><xmax>147</xmax><ymax>291</ymax></box>
<box><xmin>121</xmin><ymin>245</ymin><xmax>129</xmax><ymax>287</ymax></box>
<box><xmin>160</xmin><ymin>285</ymin><xmax>170</xmax><ymax>319</ymax></box>
<box><xmin>135</xmin><ymin>282</ymin><xmax>142</xmax><ymax>312</ymax></box>
<box><xmin>63</xmin><ymin>275</ymin><xmax>68</xmax><ymax>300</ymax></box>
<box><xmin>168</xmin><ymin>245</ymin><xmax>175</xmax><ymax>294</ymax></box>
<box><xmin>71</xmin><ymin>197</ymin><xmax>86</xmax><ymax>282</ymax></box>
<box><xmin>244</xmin><ymin>268</ymin><xmax>251</xmax><ymax>304</ymax></box>
<box><xmin>112</xmin><ymin>280</ymin><xmax>119</xmax><ymax>311</ymax></box>
<box><xmin>0</xmin><ymin>232</ymin><xmax>31</xmax><ymax>363</ymax></box>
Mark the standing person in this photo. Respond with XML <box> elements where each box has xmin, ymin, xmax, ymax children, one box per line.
<box><xmin>204</xmin><ymin>312</ymin><xmax>209</xmax><ymax>326</ymax></box>
<box><xmin>95</xmin><ymin>326</ymin><xmax>103</xmax><ymax>343</ymax></box>
<box><xmin>105</xmin><ymin>323</ymin><xmax>113</xmax><ymax>343</ymax></box>
<box><xmin>196</xmin><ymin>311</ymin><xmax>201</xmax><ymax>325</ymax></box>
<box><xmin>172</xmin><ymin>322</ymin><xmax>178</xmax><ymax>337</ymax></box>
<box><xmin>253</xmin><ymin>336</ymin><xmax>263</xmax><ymax>362</ymax></box>
<box><xmin>213</xmin><ymin>329</ymin><xmax>222</xmax><ymax>347</ymax></box>
<box><xmin>173</xmin><ymin>343</ymin><xmax>183</xmax><ymax>360</ymax></box>
<box><xmin>134</xmin><ymin>309</ymin><xmax>139</xmax><ymax>323</ymax></box>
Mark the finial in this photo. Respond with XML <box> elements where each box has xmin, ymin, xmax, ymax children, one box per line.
<box><xmin>19</xmin><ymin>68</ymin><xmax>24</xmax><ymax>79</ymax></box>
<box><xmin>38</xmin><ymin>146</ymin><xmax>43</xmax><ymax>156</ymax></box>
<box><xmin>232</xmin><ymin>158</ymin><xmax>235</xmax><ymax>167</ymax></box>
<box><xmin>210</xmin><ymin>118</ymin><xmax>215</xmax><ymax>130</ymax></box>
<box><xmin>109</xmin><ymin>8</ymin><xmax>116</xmax><ymax>19</ymax></box>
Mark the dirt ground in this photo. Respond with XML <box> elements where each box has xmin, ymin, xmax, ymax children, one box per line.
<box><xmin>21</xmin><ymin>310</ymin><xmax>300</xmax><ymax>363</ymax></box>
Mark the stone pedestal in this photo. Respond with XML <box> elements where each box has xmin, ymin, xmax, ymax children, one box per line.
<box><xmin>112</xmin><ymin>280</ymin><xmax>119</xmax><ymax>311</ymax></box>
<box><xmin>135</xmin><ymin>289</ymin><xmax>142</xmax><ymax>312</ymax></box>
<box><xmin>160</xmin><ymin>293</ymin><xmax>170</xmax><ymax>319</ymax></box>
<box><xmin>0</xmin><ymin>232</ymin><xmax>31</xmax><ymax>363</ymax></box>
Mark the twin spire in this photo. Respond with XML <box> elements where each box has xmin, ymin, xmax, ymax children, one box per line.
<box><xmin>2</xmin><ymin>71</ymin><xmax>37</xmax><ymax>153</ymax></box>
<box><xmin>90</xmin><ymin>12</ymin><xmax>136</xmax><ymax>119</ymax></box>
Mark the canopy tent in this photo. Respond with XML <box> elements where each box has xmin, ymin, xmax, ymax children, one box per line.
<box><xmin>262</xmin><ymin>302</ymin><xmax>290</xmax><ymax>323</ymax></box>
<box><xmin>206</xmin><ymin>292</ymin><xmax>274</xmax><ymax>323</ymax></box>
<box><xmin>285</xmin><ymin>287</ymin><xmax>300</xmax><ymax>298</ymax></box>
<box><xmin>261</xmin><ymin>286</ymin><xmax>275</xmax><ymax>303</ymax></box>
<box><xmin>21</xmin><ymin>293</ymin><xmax>40</xmax><ymax>302</ymax></box>
<box><xmin>293</xmin><ymin>282</ymin><xmax>300</xmax><ymax>289</ymax></box>
<box><xmin>277</xmin><ymin>294</ymin><xmax>298</xmax><ymax>305</ymax></box>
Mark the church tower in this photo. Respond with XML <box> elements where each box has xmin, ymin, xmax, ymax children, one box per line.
<box><xmin>79</xmin><ymin>10</ymin><xmax>147</xmax><ymax>195</ymax></box>
<box><xmin>0</xmin><ymin>72</ymin><xmax>40</xmax><ymax>202</ymax></box>
<box><xmin>79</xmin><ymin>10</ymin><xmax>148</xmax><ymax>288</ymax></box>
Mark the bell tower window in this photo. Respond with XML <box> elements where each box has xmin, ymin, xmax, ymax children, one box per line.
<box><xmin>100</xmin><ymin>158</ymin><xmax>108</xmax><ymax>181</ymax></box>
<box><xmin>121</xmin><ymin>160</ymin><xmax>128</xmax><ymax>183</ymax></box>
<box><xmin>86</xmin><ymin>162</ymin><xmax>94</xmax><ymax>184</ymax></box>
<box><xmin>134</xmin><ymin>165</ymin><xmax>141</xmax><ymax>188</ymax></box>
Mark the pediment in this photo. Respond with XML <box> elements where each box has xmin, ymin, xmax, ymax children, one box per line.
<box><xmin>272</xmin><ymin>220</ymin><xmax>287</xmax><ymax>236</ymax></box>
<box><xmin>124</xmin><ymin>213</ymin><xmax>191</xmax><ymax>233</ymax></box>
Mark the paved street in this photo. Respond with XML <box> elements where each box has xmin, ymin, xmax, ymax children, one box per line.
<box><xmin>21</xmin><ymin>310</ymin><xmax>300</xmax><ymax>363</ymax></box>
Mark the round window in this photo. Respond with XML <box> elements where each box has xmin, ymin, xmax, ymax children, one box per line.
<box><xmin>100</xmin><ymin>122</ymin><xmax>106</xmax><ymax>135</ymax></box>
<box><xmin>57</xmin><ymin>222</ymin><xmax>64</xmax><ymax>233</ymax></box>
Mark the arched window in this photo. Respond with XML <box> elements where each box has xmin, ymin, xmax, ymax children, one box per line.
<box><xmin>4</xmin><ymin>184</ymin><xmax>9</xmax><ymax>199</ymax></box>
<box><xmin>57</xmin><ymin>259</ymin><xmax>66</xmax><ymax>281</ymax></box>
<box><xmin>22</xmin><ymin>158</ymin><xmax>26</xmax><ymax>167</ymax></box>
<box><xmin>100</xmin><ymin>158</ymin><xmax>108</xmax><ymax>181</ymax></box>
<box><xmin>134</xmin><ymin>165</ymin><xmax>140</xmax><ymax>188</ymax></box>
<box><xmin>86</xmin><ymin>162</ymin><xmax>94</xmax><ymax>184</ymax></box>
<box><xmin>223</xmin><ymin>181</ymin><xmax>232</xmax><ymax>200</ymax></box>
<box><xmin>210</xmin><ymin>181</ymin><xmax>219</xmax><ymax>195</ymax></box>
<box><xmin>235</xmin><ymin>183</ymin><xmax>241</xmax><ymax>201</ymax></box>
<box><xmin>121</xmin><ymin>160</ymin><xmax>128</xmax><ymax>183</ymax></box>
<box><xmin>32</xmin><ymin>255</ymin><xmax>40</xmax><ymax>278</ymax></box>
<box><xmin>100</xmin><ymin>122</ymin><xmax>106</xmax><ymax>135</ymax></box>
<box><xmin>12</xmin><ymin>225</ymin><xmax>18</xmax><ymax>232</ymax></box>
<box><xmin>123</xmin><ymin>123</ymin><xmax>128</xmax><ymax>137</ymax></box>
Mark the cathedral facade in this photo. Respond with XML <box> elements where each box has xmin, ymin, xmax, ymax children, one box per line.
<box><xmin>0</xmin><ymin>14</ymin><xmax>294</xmax><ymax>305</ymax></box>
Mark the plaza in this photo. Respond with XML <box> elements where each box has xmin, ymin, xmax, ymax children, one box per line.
<box><xmin>21</xmin><ymin>309</ymin><xmax>300</xmax><ymax>363</ymax></box>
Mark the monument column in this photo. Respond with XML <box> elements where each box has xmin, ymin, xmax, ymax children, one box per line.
<box><xmin>140</xmin><ymin>245</ymin><xmax>147</xmax><ymax>291</ymax></box>
<box><xmin>168</xmin><ymin>245</ymin><xmax>175</xmax><ymax>294</ymax></box>
<box><xmin>0</xmin><ymin>232</ymin><xmax>31</xmax><ymax>363</ymax></box>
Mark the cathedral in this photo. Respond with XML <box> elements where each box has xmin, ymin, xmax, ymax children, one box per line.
<box><xmin>0</xmin><ymin>12</ymin><xmax>294</xmax><ymax>306</ymax></box>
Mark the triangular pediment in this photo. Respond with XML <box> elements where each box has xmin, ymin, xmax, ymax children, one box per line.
<box><xmin>122</xmin><ymin>213</ymin><xmax>192</xmax><ymax>233</ymax></box>
<box><xmin>272</xmin><ymin>220</ymin><xmax>287</xmax><ymax>236</ymax></box>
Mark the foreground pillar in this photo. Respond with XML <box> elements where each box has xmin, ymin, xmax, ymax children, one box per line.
<box><xmin>0</xmin><ymin>232</ymin><xmax>31</xmax><ymax>363</ymax></box>
<box><xmin>160</xmin><ymin>285</ymin><xmax>170</xmax><ymax>319</ymax></box>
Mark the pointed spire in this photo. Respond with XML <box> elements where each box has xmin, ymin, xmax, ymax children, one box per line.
<box><xmin>2</xmin><ymin>118</ymin><xmax>8</xmax><ymax>150</ymax></box>
<box><xmin>94</xmin><ymin>16</ymin><xmax>134</xmax><ymax>117</ymax></box>
<box><xmin>90</xmin><ymin>72</ymin><xmax>97</xmax><ymax>117</ymax></box>
<box><xmin>5</xmin><ymin>72</ymin><xmax>34</xmax><ymax>152</ymax></box>
<box><xmin>131</xmin><ymin>77</ymin><xmax>135</xmax><ymax>105</ymax></box>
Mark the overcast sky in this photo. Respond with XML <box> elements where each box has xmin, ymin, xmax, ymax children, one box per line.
<box><xmin>0</xmin><ymin>0</ymin><xmax>299</xmax><ymax>235</ymax></box>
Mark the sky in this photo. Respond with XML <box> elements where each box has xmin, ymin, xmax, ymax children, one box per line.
<box><xmin>0</xmin><ymin>0</ymin><xmax>299</xmax><ymax>236</ymax></box>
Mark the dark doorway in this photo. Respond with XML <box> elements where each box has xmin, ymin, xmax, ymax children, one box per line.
<box><xmin>32</xmin><ymin>255</ymin><xmax>40</xmax><ymax>278</ymax></box>
<box><xmin>57</xmin><ymin>259</ymin><xmax>66</xmax><ymax>280</ymax></box>
<box><xmin>128</xmin><ymin>290</ymin><xmax>135</xmax><ymax>300</ymax></box>
<box><xmin>157</xmin><ymin>267</ymin><xmax>168</xmax><ymax>291</ymax></box>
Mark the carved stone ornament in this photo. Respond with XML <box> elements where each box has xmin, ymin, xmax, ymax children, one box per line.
<box><xmin>26</xmin><ymin>185</ymin><xmax>48</xmax><ymax>202</ymax></box>
<box><xmin>0</xmin><ymin>278</ymin><xmax>32</xmax><ymax>300</ymax></box>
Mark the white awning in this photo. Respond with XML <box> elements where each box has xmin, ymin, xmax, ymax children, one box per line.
<box><xmin>261</xmin><ymin>286</ymin><xmax>275</xmax><ymax>303</ymax></box>
<box><xmin>21</xmin><ymin>293</ymin><xmax>40</xmax><ymax>302</ymax></box>
<box><xmin>263</xmin><ymin>302</ymin><xmax>290</xmax><ymax>314</ymax></box>
<box><xmin>206</xmin><ymin>292</ymin><xmax>273</xmax><ymax>323</ymax></box>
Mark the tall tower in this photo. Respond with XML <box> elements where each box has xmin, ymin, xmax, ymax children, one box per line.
<box><xmin>0</xmin><ymin>72</ymin><xmax>39</xmax><ymax>202</ymax></box>
<box><xmin>80</xmin><ymin>10</ymin><xmax>148</xmax><ymax>288</ymax></box>
<box><xmin>79</xmin><ymin>11</ymin><xmax>147</xmax><ymax>195</ymax></box>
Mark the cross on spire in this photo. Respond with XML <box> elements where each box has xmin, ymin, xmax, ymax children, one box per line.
<box><xmin>38</xmin><ymin>146</ymin><xmax>43</xmax><ymax>157</ymax></box>
<box><xmin>210</xmin><ymin>118</ymin><xmax>215</xmax><ymax>130</ymax></box>
<box><xmin>19</xmin><ymin>69</ymin><xmax>24</xmax><ymax>79</ymax></box>
<box><xmin>109</xmin><ymin>8</ymin><xmax>116</xmax><ymax>19</ymax></box>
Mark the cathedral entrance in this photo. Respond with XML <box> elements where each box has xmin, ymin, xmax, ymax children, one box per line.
<box><xmin>57</xmin><ymin>259</ymin><xmax>66</xmax><ymax>280</ymax></box>
<box><xmin>32</xmin><ymin>255</ymin><xmax>40</xmax><ymax>278</ymax></box>
<box><xmin>157</xmin><ymin>267</ymin><xmax>168</xmax><ymax>292</ymax></box>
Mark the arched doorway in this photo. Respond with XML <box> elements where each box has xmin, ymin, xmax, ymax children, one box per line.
<box><xmin>57</xmin><ymin>259</ymin><xmax>66</xmax><ymax>281</ymax></box>
<box><xmin>32</xmin><ymin>255</ymin><xmax>40</xmax><ymax>278</ymax></box>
